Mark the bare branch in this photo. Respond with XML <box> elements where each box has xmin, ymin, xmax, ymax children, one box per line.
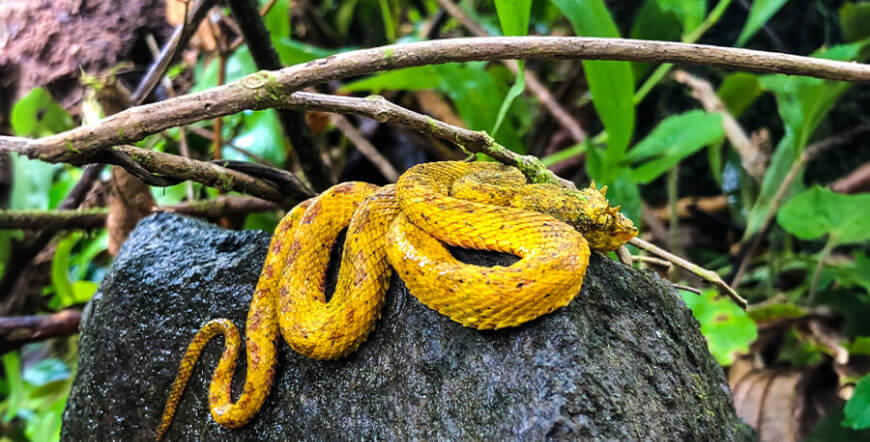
<box><xmin>0</xmin><ymin>197</ymin><xmax>280</xmax><ymax>231</ymax></box>
<box><xmin>281</xmin><ymin>92</ymin><xmax>572</xmax><ymax>187</ymax></box>
<box><xmin>0</xmin><ymin>310</ymin><xmax>81</xmax><ymax>354</ymax></box>
<box><xmin>331</xmin><ymin>115</ymin><xmax>400</xmax><ymax>182</ymax></box>
<box><xmin>227</xmin><ymin>0</ymin><xmax>333</xmax><ymax>190</ymax></box>
<box><xmin>630</xmin><ymin>236</ymin><xmax>748</xmax><ymax>309</ymax></box>
<box><xmin>132</xmin><ymin>0</ymin><xmax>218</xmax><ymax>103</ymax></box>
<box><xmin>4</xmin><ymin>37</ymin><xmax>867</xmax><ymax>166</ymax></box>
<box><xmin>674</xmin><ymin>70</ymin><xmax>766</xmax><ymax>181</ymax></box>
<box><xmin>433</xmin><ymin>0</ymin><xmax>586</xmax><ymax>142</ymax></box>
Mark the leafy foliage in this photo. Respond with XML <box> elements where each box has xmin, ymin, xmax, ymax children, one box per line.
<box><xmin>681</xmin><ymin>289</ymin><xmax>758</xmax><ymax>365</ymax></box>
<box><xmin>3</xmin><ymin>0</ymin><xmax>870</xmax><ymax>439</ymax></box>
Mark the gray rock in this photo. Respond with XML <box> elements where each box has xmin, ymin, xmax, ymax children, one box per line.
<box><xmin>62</xmin><ymin>213</ymin><xmax>755</xmax><ymax>441</ymax></box>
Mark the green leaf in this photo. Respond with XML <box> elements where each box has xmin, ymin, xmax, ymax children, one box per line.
<box><xmin>491</xmin><ymin>66</ymin><xmax>525</xmax><ymax>136</ymax></box>
<box><xmin>71</xmin><ymin>281</ymin><xmax>99</xmax><ymax>304</ymax></box>
<box><xmin>436</xmin><ymin>63</ymin><xmax>525</xmax><ymax>153</ymax></box>
<box><xmin>844</xmin><ymin>374</ymin><xmax>870</xmax><ymax>429</ymax></box>
<box><xmin>840</xmin><ymin>2</ymin><xmax>870</xmax><ymax>42</ymax></box>
<box><xmin>50</xmin><ymin>233</ymin><xmax>80</xmax><ymax>309</ymax></box>
<box><xmin>681</xmin><ymin>289</ymin><xmax>758</xmax><ymax>365</ymax></box>
<box><xmin>777</xmin><ymin>186</ymin><xmax>870</xmax><ymax>245</ymax></box>
<box><xmin>72</xmin><ymin>230</ymin><xmax>109</xmax><ymax>280</ymax></box>
<box><xmin>553</xmin><ymin>0</ymin><xmax>635</xmax><ymax>167</ymax></box>
<box><xmin>273</xmin><ymin>38</ymin><xmax>341</xmax><ymax>66</ymax></box>
<box><xmin>607</xmin><ymin>170</ymin><xmax>642</xmax><ymax>225</ymax></box>
<box><xmin>262</xmin><ymin>0</ymin><xmax>290</xmax><ymax>43</ymax></box>
<box><xmin>492</xmin><ymin>0</ymin><xmax>530</xmax><ymax>136</ymax></box>
<box><xmin>746</xmin><ymin>42</ymin><xmax>866</xmax><ymax>236</ymax></box>
<box><xmin>747</xmin><ymin>302</ymin><xmax>807</xmax><ymax>323</ymax></box>
<box><xmin>229</xmin><ymin>109</ymin><xmax>286</xmax><ymax>166</ymax></box>
<box><xmin>2</xmin><ymin>352</ymin><xmax>22</xmax><ymax>423</ymax></box>
<box><xmin>832</xmin><ymin>251</ymin><xmax>870</xmax><ymax>295</ymax></box>
<box><xmin>9</xmin><ymin>155</ymin><xmax>60</xmax><ymax>210</ymax></box>
<box><xmin>656</xmin><ymin>0</ymin><xmax>706</xmax><ymax>36</ymax></box>
<box><xmin>717</xmin><ymin>73</ymin><xmax>761</xmax><ymax>117</ymax></box>
<box><xmin>848</xmin><ymin>336</ymin><xmax>870</xmax><ymax>357</ymax></box>
<box><xmin>736</xmin><ymin>0</ymin><xmax>790</xmax><ymax>47</ymax></box>
<box><xmin>341</xmin><ymin>66</ymin><xmax>441</xmax><ymax>93</ymax></box>
<box><xmin>630</xmin><ymin>0</ymin><xmax>682</xmax><ymax>80</ymax></box>
<box><xmin>495</xmin><ymin>0</ymin><xmax>531</xmax><ymax>36</ymax></box>
<box><xmin>10</xmin><ymin>88</ymin><xmax>74</xmax><ymax>137</ymax></box>
<box><xmin>627</xmin><ymin>111</ymin><xmax>723</xmax><ymax>183</ymax></box>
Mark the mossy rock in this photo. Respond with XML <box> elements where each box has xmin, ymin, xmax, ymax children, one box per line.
<box><xmin>61</xmin><ymin>213</ymin><xmax>755</xmax><ymax>441</ymax></box>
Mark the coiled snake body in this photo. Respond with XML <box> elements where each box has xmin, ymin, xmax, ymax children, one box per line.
<box><xmin>156</xmin><ymin>161</ymin><xmax>637</xmax><ymax>439</ymax></box>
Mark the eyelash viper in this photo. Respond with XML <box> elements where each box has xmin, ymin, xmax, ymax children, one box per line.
<box><xmin>156</xmin><ymin>160</ymin><xmax>637</xmax><ymax>439</ymax></box>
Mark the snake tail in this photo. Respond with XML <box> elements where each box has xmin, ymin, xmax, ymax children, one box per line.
<box><xmin>156</xmin><ymin>199</ymin><xmax>313</xmax><ymax>439</ymax></box>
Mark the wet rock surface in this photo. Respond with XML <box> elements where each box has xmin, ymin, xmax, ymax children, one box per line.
<box><xmin>62</xmin><ymin>213</ymin><xmax>754</xmax><ymax>441</ymax></box>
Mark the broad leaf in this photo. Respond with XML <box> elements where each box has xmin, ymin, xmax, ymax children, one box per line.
<box><xmin>436</xmin><ymin>63</ymin><xmax>525</xmax><ymax>153</ymax></box>
<box><xmin>608</xmin><ymin>170</ymin><xmax>642</xmax><ymax>225</ymax></box>
<box><xmin>231</xmin><ymin>109</ymin><xmax>286</xmax><ymax>166</ymax></box>
<box><xmin>746</xmin><ymin>42</ymin><xmax>865</xmax><ymax>236</ymax></box>
<box><xmin>495</xmin><ymin>0</ymin><xmax>531</xmax><ymax>36</ymax></box>
<box><xmin>627</xmin><ymin>110</ymin><xmax>723</xmax><ymax>184</ymax></box>
<box><xmin>681</xmin><ymin>289</ymin><xmax>758</xmax><ymax>365</ymax></box>
<box><xmin>843</xmin><ymin>373</ymin><xmax>870</xmax><ymax>429</ymax></box>
<box><xmin>273</xmin><ymin>38</ymin><xmax>341</xmax><ymax>66</ymax></box>
<box><xmin>262</xmin><ymin>0</ymin><xmax>290</xmax><ymax>44</ymax></box>
<box><xmin>10</xmin><ymin>88</ymin><xmax>74</xmax><ymax>137</ymax></box>
<box><xmin>656</xmin><ymin>0</ymin><xmax>707</xmax><ymax>36</ymax></box>
<box><xmin>777</xmin><ymin>186</ymin><xmax>870</xmax><ymax>246</ymax></box>
<box><xmin>341</xmin><ymin>66</ymin><xmax>441</xmax><ymax>93</ymax></box>
<box><xmin>717</xmin><ymin>73</ymin><xmax>761</xmax><ymax>117</ymax></box>
<box><xmin>553</xmin><ymin>0</ymin><xmax>634</xmax><ymax>170</ymax></box>
<box><xmin>840</xmin><ymin>2</ymin><xmax>870</xmax><ymax>42</ymax></box>
<box><xmin>492</xmin><ymin>0</ymin><xmax>530</xmax><ymax>135</ymax></box>
<box><xmin>736</xmin><ymin>0</ymin><xmax>790</xmax><ymax>46</ymax></box>
<box><xmin>10</xmin><ymin>155</ymin><xmax>59</xmax><ymax>210</ymax></box>
<box><xmin>630</xmin><ymin>0</ymin><xmax>681</xmax><ymax>80</ymax></box>
<box><xmin>832</xmin><ymin>251</ymin><xmax>870</xmax><ymax>295</ymax></box>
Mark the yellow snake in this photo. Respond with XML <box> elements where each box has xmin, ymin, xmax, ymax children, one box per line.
<box><xmin>156</xmin><ymin>161</ymin><xmax>637</xmax><ymax>439</ymax></box>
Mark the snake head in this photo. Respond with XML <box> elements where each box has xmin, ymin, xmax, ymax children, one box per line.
<box><xmin>568</xmin><ymin>184</ymin><xmax>638</xmax><ymax>252</ymax></box>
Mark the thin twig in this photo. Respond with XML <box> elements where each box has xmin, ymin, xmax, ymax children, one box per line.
<box><xmin>832</xmin><ymin>160</ymin><xmax>870</xmax><ymax>194</ymax></box>
<box><xmin>132</xmin><ymin>0</ymin><xmax>217</xmax><ymax>103</ymax></box>
<box><xmin>730</xmin><ymin>122</ymin><xmax>870</xmax><ymax>286</ymax></box>
<box><xmin>0</xmin><ymin>197</ymin><xmax>280</xmax><ymax>231</ymax></box>
<box><xmin>630</xmin><ymin>236</ymin><xmax>748</xmax><ymax>309</ymax></box>
<box><xmin>281</xmin><ymin>93</ymin><xmax>573</xmax><ymax>187</ymax></box>
<box><xmin>331</xmin><ymin>115</ymin><xmax>399</xmax><ymax>181</ymax></box>
<box><xmin>674</xmin><ymin>70</ymin><xmax>766</xmax><ymax>181</ymax></box>
<box><xmin>227</xmin><ymin>0</ymin><xmax>333</xmax><ymax>190</ymax></box>
<box><xmin>673</xmin><ymin>284</ymin><xmax>702</xmax><ymax>295</ymax></box>
<box><xmin>6</xmin><ymin>36</ymin><xmax>868</xmax><ymax>166</ymax></box>
<box><xmin>0</xmin><ymin>165</ymin><xmax>103</xmax><ymax>314</ymax></box>
<box><xmin>433</xmin><ymin>0</ymin><xmax>586</xmax><ymax>143</ymax></box>
<box><xmin>0</xmin><ymin>309</ymin><xmax>82</xmax><ymax>354</ymax></box>
<box><xmin>632</xmin><ymin>255</ymin><xmax>673</xmax><ymax>271</ymax></box>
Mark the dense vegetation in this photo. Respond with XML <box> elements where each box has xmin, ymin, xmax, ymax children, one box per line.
<box><xmin>1</xmin><ymin>0</ymin><xmax>869</xmax><ymax>440</ymax></box>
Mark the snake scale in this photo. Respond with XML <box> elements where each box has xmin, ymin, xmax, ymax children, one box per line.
<box><xmin>156</xmin><ymin>161</ymin><xmax>637</xmax><ymax>439</ymax></box>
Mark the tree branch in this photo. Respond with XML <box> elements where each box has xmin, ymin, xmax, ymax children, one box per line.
<box><xmin>0</xmin><ymin>310</ymin><xmax>81</xmax><ymax>354</ymax></box>
<box><xmin>4</xmin><ymin>37</ymin><xmax>867</xmax><ymax>165</ymax></box>
<box><xmin>433</xmin><ymin>0</ymin><xmax>587</xmax><ymax>142</ymax></box>
<box><xmin>227</xmin><ymin>0</ymin><xmax>333</xmax><ymax>190</ymax></box>
<box><xmin>0</xmin><ymin>196</ymin><xmax>280</xmax><ymax>231</ymax></box>
<box><xmin>281</xmin><ymin>92</ymin><xmax>572</xmax><ymax>187</ymax></box>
